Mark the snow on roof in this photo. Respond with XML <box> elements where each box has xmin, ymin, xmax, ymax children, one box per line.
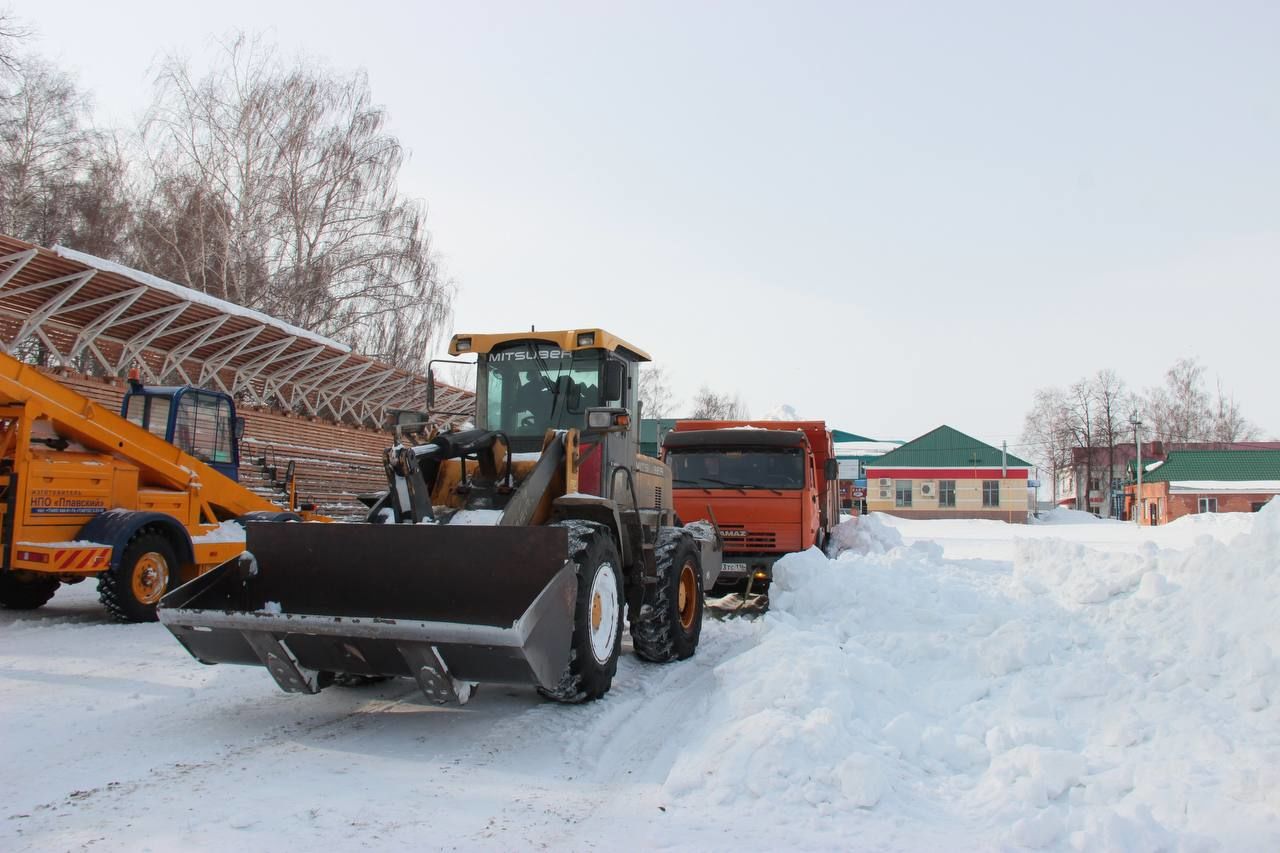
<box><xmin>54</xmin><ymin>245</ymin><xmax>351</xmax><ymax>353</ymax></box>
<box><xmin>1168</xmin><ymin>481</ymin><xmax>1280</xmax><ymax>493</ymax></box>
<box><xmin>835</xmin><ymin>441</ymin><xmax>902</xmax><ymax>456</ymax></box>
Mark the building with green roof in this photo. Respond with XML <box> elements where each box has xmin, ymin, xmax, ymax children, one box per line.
<box><xmin>1131</xmin><ymin>449</ymin><xmax>1280</xmax><ymax>525</ymax></box>
<box><xmin>864</xmin><ymin>425</ymin><xmax>1033</xmax><ymax>522</ymax></box>
<box><xmin>640</xmin><ymin>418</ymin><xmax>680</xmax><ymax>457</ymax></box>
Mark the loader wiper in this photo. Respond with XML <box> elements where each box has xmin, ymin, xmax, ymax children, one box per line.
<box><xmin>530</xmin><ymin>344</ymin><xmax>563</xmax><ymax>420</ymax></box>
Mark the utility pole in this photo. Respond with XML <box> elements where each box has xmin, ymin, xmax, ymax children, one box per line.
<box><xmin>1129</xmin><ymin>412</ymin><xmax>1143</xmax><ymax>524</ymax></box>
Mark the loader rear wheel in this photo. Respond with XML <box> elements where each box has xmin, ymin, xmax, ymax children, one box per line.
<box><xmin>631</xmin><ymin>529</ymin><xmax>703</xmax><ymax>663</ymax></box>
<box><xmin>99</xmin><ymin>532</ymin><xmax>177</xmax><ymax>623</ymax></box>
<box><xmin>538</xmin><ymin>521</ymin><xmax>623</xmax><ymax>704</ymax></box>
<box><xmin>0</xmin><ymin>573</ymin><xmax>59</xmax><ymax>610</ymax></box>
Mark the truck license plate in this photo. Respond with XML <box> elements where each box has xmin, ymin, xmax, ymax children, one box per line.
<box><xmin>722</xmin><ymin>563</ymin><xmax>748</xmax><ymax>572</ymax></box>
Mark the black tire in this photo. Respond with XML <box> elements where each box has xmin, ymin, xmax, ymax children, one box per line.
<box><xmin>99</xmin><ymin>531</ymin><xmax>178</xmax><ymax>623</ymax></box>
<box><xmin>538</xmin><ymin>521</ymin><xmax>624</xmax><ymax>704</ymax></box>
<box><xmin>0</xmin><ymin>573</ymin><xmax>59</xmax><ymax>610</ymax></box>
<box><xmin>631</xmin><ymin>529</ymin><xmax>703</xmax><ymax>663</ymax></box>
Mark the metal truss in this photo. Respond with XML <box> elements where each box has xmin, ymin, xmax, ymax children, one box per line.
<box><xmin>0</xmin><ymin>236</ymin><xmax>474</xmax><ymax>430</ymax></box>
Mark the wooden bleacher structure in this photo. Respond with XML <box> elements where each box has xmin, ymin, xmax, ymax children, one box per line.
<box><xmin>0</xmin><ymin>235</ymin><xmax>475</xmax><ymax>520</ymax></box>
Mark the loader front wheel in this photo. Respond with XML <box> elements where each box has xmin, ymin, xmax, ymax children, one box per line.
<box><xmin>631</xmin><ymin>530</ymin><xmax>703</xmax><ymax>663</ymax></box>
<box><xmin>99</xmin><ymin>532</ymin><xmax>177</xmax><ymax>623</ymax></box>
<box><xmin>538</xmin><ymin>522</ymin><xmax>623</xmax><ymax>704</ymax></box>
<box><xmin>0</xmin><ymin>573</ymin><xmax>59</xmax><ymax>610</ymax></box>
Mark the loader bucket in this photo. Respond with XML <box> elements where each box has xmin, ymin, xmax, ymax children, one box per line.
<box><xmin>158</xmin><ymin>522</ymin><xmax>574</xmax><ymax>703</ymax></box>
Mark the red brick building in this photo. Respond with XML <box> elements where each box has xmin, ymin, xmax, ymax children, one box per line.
<box><xmin>1127</xmin><ymin>450</ymin><xmax>1280</xmax><ymax>525</ymax></box>
<box><xmin>1060</xmin><ymin>441</ymin><xmax>1280</xmax><ymax>518</ymax></box>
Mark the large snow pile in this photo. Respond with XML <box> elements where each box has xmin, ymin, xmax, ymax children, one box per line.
<box><xmin>664</xmin><ymin>505</ymin><xmax>1280</xmax><ymax>849</ymax></box>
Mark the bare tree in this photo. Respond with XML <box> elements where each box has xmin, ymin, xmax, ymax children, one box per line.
<box><xmin>0</xmin><ymin>11</ymin><xmax>29</xmax><ymax>76</ymax></box>
<box><xmin>0</xmin><ymin>57</ymin><xmax>124</xmax><ymax>249</ymax></box>
<box><xmin>1092</xmin><ymin>369</ymin><xmax>1130</xmax><ymax>504</ymax></box>
<box><xmin>1021</xmin><ymin>387</ymin><xmax>1073</xmax><ymax>504</ymax></box>
<box><xmin>1028</xmin><ymin>360</ymin><xmax>1266</xmax><ymax>506</ymax></box>
<box><xmin>134</xmin><ymin>34</ymin><xmax>453</xmax><ymax>372</ymax></box>
<box><xmin>66</xmin><ymin>136</ymin><xmax>132</xmax><ymax>257</ymax></box>
<box><xmin>639</xmin><ymin>364</ymin><xmax>677</xmax><ymax>419</ymax></box>
<box><xmin>1143</xmin><ymin>357</ymin><xmax>1211</xmax><ymax>444</ymax></box>
<box><xmin>690</xmin><ymin>386</ymin><xmax>747</xmax><ymax>420</ymax></box>
<box><xmin>1210</xmin><ymin>381</ymin><xmax>1257</xmax><ymax>443</ymax></box>
<box><xmin>1063</xmin><ymin>379</ymin><xmax>1098</xmax><ymax>510</ymax></box>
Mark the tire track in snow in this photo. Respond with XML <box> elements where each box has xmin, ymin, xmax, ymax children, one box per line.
<box><xmin>3</xmin><ymin>611</ymin><xmax>764</xmax><ymax>851</ymax></box>
<box><xmin>8</xmin><ymin>685</ymin><xmax>425</xmax><ymax>827</ymax></box>
<box><xmin>448</xmin><ymin>620</ymin><xmax>763</xmax><ymax>850</ymax></box>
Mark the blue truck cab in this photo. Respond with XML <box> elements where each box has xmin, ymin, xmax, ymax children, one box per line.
<box><xmin>120</xmin><ymin>381</ymin><xmax>245</xmax><ymax>482</ymax></box>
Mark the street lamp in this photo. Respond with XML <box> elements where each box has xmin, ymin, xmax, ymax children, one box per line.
<box><xmin>1129</xmin><ymin>412</ymin><xmax>1143</xmax><ymax>524</ymax></box>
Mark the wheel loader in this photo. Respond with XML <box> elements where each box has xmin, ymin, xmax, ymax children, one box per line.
<box><xmin>158</xmin><ymin>329</ymin><xmax>723</xmax><ymax>704</ymax></box>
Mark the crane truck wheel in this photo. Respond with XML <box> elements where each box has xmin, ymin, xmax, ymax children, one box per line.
<box><xmin>0</xmin><ymin>572</ymin><xmax>60</xmax><ymax>610</ymax></box>
<box><xmin>631</xmin><ymin>529</ymin><xmax>704</xmax><ymax>663</ymax></box>
<box><xmin>99</xmin><ymin>531</ymin><xmax>178</xmax><ymax>623</ymax></box>
<box><xmin>537</xmin><ymin>521</ymin><xmax>624</xmax><ymax>704</ymax></box>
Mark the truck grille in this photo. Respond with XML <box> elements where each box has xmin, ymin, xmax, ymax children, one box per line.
<box><xmin>718</xmin><ymin>525</ymin><xmax>777</xmax><ymax>551</ymax></box>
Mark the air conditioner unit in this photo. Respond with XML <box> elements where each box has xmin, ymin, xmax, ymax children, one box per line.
<box><xmin>878</xmin><ymin>489</ymin><xmax>891</xmax><ymax>499</ymax></box>
<box><xmin>878</xmin><ymin>478</ymin><xmax>892</xmax><ymax>487</ymax></box>
<box><xmin>920</xmin><ymin>482</ymin><xmax>935</xmax><ymax>497</ymax></box>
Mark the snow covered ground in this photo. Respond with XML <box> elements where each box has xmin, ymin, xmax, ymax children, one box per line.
<box><xmin>3</xmin><ymin>505</ymin><xmax>1279</xmax><ymax>851</ymax></box>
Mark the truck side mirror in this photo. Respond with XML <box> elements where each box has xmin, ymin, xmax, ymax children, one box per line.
<box><xmin>825</xmin><ymin>459</ymin><xmax>839</xmax><ymax>481</ymax></box>
<box><xmin>603</xmin><ymin>361</ymin><xmax>625</xmax><ymax>402</ymax></box>
<box><xmin>426</xmin><ymin>367</ymin><xmax>436</xmax><ymax>411</ymax></box>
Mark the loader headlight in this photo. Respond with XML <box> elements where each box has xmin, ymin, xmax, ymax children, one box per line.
<box><xmin>587</xmin><ymin>410</ymin><xmax>613</xmax><ymax>429</ymax></box>
<box><xmin>576</xmin><ymin>332</ymin><xmax>596</xmax><ymax>347</ymax></box>
<box><xmin>455</xmin><ymin>337</ymin><xmax>472</xmax><ymax>352</ymax></box>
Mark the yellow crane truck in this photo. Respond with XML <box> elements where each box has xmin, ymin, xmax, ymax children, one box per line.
<box><xmin>0</xmin><ymin>351</ymin><xmax>309</xmax><ymax>621</ymax></box>
<box><xmin>158</xmin><ymin>329</ymin><xmax>723</xmax><ymax>704</ymax></box>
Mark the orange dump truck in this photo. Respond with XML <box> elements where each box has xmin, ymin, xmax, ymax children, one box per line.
<box><xmin>662</xmin><ymin>420</ymin><xmax>839</xmax><ymax>591</ymax></box>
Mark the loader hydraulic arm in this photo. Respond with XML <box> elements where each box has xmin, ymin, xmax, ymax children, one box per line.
<box><xmin>0</xmin><ymin>352</ymin><xmax>280</xmax><ymax>520</ymax></box>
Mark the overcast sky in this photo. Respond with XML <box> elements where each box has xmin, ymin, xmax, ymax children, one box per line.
<box><xmin>15</xmin><ymin>0</ymin><xmax>1279</xmax><ymax>453</ymax></box>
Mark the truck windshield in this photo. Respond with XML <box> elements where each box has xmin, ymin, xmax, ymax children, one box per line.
<box><xmin>483</xmin><ymin>345</ymin><xmax>605</xmax><ymax>438</ymax></box>
<box><xmin>668</xmin><ymin>447</ymin><xmax>805</xmax><ymax>490</ymax></box>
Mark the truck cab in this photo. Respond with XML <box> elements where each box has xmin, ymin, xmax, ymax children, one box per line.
<box><xmin>121</xmin><ymin>383</ymin><xmax>244</xmax><ymax>482</ymax></box>
<box><xmin>663</xmin><ymin>420</ymin><xmax>839</xmax><ymax>591</ymax></box>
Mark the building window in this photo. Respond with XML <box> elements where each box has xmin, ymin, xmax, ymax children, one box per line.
<box><xmin>895</xmin><ymin>480</ymin><xmax>912</xmax><ymax>507</ymax></box>
<box><xmin>1088</xmin><ymin>477</ymin><xmax>1100</xmax><ymax>491</ymax></box>
<box><xmin>939</xmin><ymin>480</ymin><xmax>956</xmax><ymax>507</ymax></box>
<box><xmin>1198</xmin><ymin>497</ymin><xmax>1218</xmax><ymax>513</ymax></box>
<box><xmin>982</xmin><ymin>480</ymin><xmax>1000</xmax><ymax>507</ymax></box>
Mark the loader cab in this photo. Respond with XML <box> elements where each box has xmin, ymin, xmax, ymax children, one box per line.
<box><xmin>467</xmin><ymin>338</ymin><xmax>638</xmax><ymax>455</ymax></box>
<box><xmin>121</xmin><ymin>384</ymin><xmax>244</xmax><ymax>481</ymax></box>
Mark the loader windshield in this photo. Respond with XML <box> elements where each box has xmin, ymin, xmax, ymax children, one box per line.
<box><xmin>482</xmin><ymin>344</ymin><xmax>607</xmax><ymax>440</ymax></box>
